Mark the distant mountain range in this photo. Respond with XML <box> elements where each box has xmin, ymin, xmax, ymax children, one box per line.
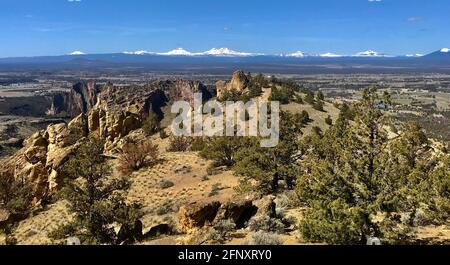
<box><xmin>4</xmin><ymin>47</ymin><xmax>450</xmax><ymax>59</ymax></box>
<box><xmin>122</xmin><ymin>48</ymin><xmax>259</xmax><ymax>57</ymax></box>
<box><xmin>0</xmin><ymin>48</ymin><xmax>449</xmax><ymax>74</ymax></box>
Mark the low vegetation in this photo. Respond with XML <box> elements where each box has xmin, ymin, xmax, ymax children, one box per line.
<box><xmin>167</xmin><ymin>136</ymin><xmax>192</xmax><ymax>152</ymax></box>
<box><xmin>141</xmin><ymin>112</ymin><xmax>161</xmax><ymax>136</ymax></box>
<box><xmin>117</xmin><ymin>140</ymin><xmax>159</xmax><ymax>175</ymax></box>
<box><xmin>296</xmin><ymin>87</ymin><xmax>450</xmax><ymax>244</ymax></box>
<box><xmin>51</xmin><ymin>137</ymin><xmax>141</xmax><ymax>245</ymax></box>
<box><xmin>249</xmin><ymin>231</ymin><xmax>283</xmax><ymax>245</ymax></box>
<box><xmin>0</xmin><ymin>171</ymin><xmax>34</xmax><ymax>220</ymax></box>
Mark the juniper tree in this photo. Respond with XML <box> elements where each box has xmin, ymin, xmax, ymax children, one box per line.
<box><xmin>0</xmin><ymin>171</ymin><xmax>33</xmax><ymax>220</ymax></box>
<box><xmin>316</xmin><ymin>91</ymin><xmax>325</xmax><ymax>101</ymax></box>
<box><xmin>296</xmin><ymin>87</ymin><xmax>442</xmax><ymax>244</ymax></box>
<box><xmin>233</xmin><ymin>111</ymin><xmax>303</xmax><ymax>194</ymax></box>
<box><xmin>52</xmin><ymin>137</ymin><xmax>140</xmax><ymax>244</ymax></box>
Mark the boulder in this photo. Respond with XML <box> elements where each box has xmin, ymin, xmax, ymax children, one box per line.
<box><xmin>213</xmin><ymin>200</ymin><xmax>258</xmax><ymax>228</ymax></box>
<box><xmin>178</xmin><ymin>201</ymin><xmax>221</xmax><ymax>233</ymax></box>
<box><xmin>253</xmin><ymin>196</ymin><xmax>277</xmax><ymax>219</ymax></box>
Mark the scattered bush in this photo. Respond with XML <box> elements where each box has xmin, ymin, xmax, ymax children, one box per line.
<box><xmin>294</xmin><ymin>94</ymin><xmax>303</xmax><ymax>104</ymax></box>
<box><xmin>167</xmin><ymin>136</ymin><xmax>192</xmax><ymax>152</ymax></box>
<box><xmin>176</xmin><ymin>227</ymin><xmax>221</xmax><ymax>245</ymax></box>
<box><xmin>159</xmin><ymin>180</ymin><xmax>175</xmax><ymax>189</ymax></box>
<box><xmin>304</xmin><ymin>91</ymin><xmax>315</xmax><ymax>105</ymax></box>
<box><xmin>316</xmin><ymin>91</ymin><xmax>325</xmax><ymax>101</ymax></box>
<box><xmin>214</xmin><ymin>219</ymin><xmax>236</xmax><ymax>236</ymax></box>
<box><xmin>248</xmin><ymin>216</ymin><xmax>285</xmax><ymax>233</ymax></box>
<box><xmin>189</xmin><ymin>137</ymin><xmax>207</xmax><ymax>152</ymax></box>
<box><xmin>312</xmin><ymin>126</ymin><xmax>323</xmax><ymax>136</ymax></box>
<box><xmin>296</xmin><ymin>110</ymin><xmax>310</xmax><ymax>126</ymax></box>
<box><xmin>313</xmin><ymin>100</ymin><xmax>325</xmax><ymax>112</ymax></box>
<box><xmin>275</xmin><ymin>194</ymin><xmax>292</xmax><ymax>217</ymax></box>
<box><xmin>200</xmin><ymin>137</ymin><xmax>250</xmax><ymax>168</ymax></box>
<box><xmin>234</xmin><ymin>179</ymin><xmax>255</xmax><ymax>195</ymax></box>
<box><xmin>206</xmin><ymin>166</ymin><xmax>220</xmax><ymax>176</ymax></box>
<box><xmin>201</xmin><ymin>175</ymin><xmax>210</xmax><ymax>182</ymax></box>
<box><xmin>118</xmin><ymin>140</ymin><xmax>159</xmax><ymax>175</ymax></box>
<box><xmin>325</xmin><ymin>115</ymin><xmax>333</xmax><ymax>126</ymax></box>
<box><xmin>249</xmin><ymin>231</ymin><xmax>283</xmax><ymax>245</ymax></box>
<box><xmin>142</xmin><ymin>112</ymin><xmax>160</xmax><ymax>136</ymax></box>
<box><xmin>156</xmin><ymin>201</ymin><xmax>174</xmax><ymax>216</ymax></box>
<box><xmin>208</xmin><ymin>183</ymin><xmax>224</xmax><ymax>197</ymax></box>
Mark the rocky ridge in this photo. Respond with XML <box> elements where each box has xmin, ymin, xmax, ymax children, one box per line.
<box><xmin>1</xmin><ymin>79</ymin><xmax>211</xmax><ymax>203</ymax></box>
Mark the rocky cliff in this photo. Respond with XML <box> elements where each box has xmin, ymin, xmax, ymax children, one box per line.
<box><xmin>1</xmin><ymin>79</ymin><xmax>211</xmax><ymax>203</ymax></box>
<box><xmin>216</xmin><ymin>70</ymin><xmax>249</xmax><ymax>99</ymax></box>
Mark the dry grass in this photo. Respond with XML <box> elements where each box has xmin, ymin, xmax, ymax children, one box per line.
<box><xmin>13</xmin><ymin>200</ymin><xmax>72</xmax><ymax>245</ymax></box>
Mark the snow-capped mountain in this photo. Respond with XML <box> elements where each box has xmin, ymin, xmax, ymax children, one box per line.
<box><xmin>156</xmin><ymin>47</ymin><xmax>256</xmax><ymax>57</ymax></box>
<box><xmin>123</xmin><ymin>50</ymin><xmax>154</xmax><ymax>55</ymax></box>
<box><xmin>157</xmin><ymin>48</ymin><xmax>195</xmax><ymax>56</ymax></box>
<box><xmin>69</xmin><ymin>51</ymin><xmax>86</xmax><ymax>55</ymax></box>
<box><xmin>319</xmin><ymin>52</ymin><xmax>343</xmax><ymax>58</ymax></box>
<box><xmin>285</xmin><ymin>51</ymin><xmax>309</xmax><ymax>58</ymax></box>
<box><xmin>405</xmin><ymin>54</ymin><xmax>424</xmax><ymax>57</ymax></box>
<box><xmin>353</xmin><ymin>50</ymin><xmax>387</xmax><ymax>57</ymax></box>
<box><xmin>422</xmin><ymin>48</ymin><xmax>450</xmax><ymax>59</ymax></box>
<box><xmin>200</xmin><ymin>48</ymin><xmax>254</xmax><ymax>57</ymax></box>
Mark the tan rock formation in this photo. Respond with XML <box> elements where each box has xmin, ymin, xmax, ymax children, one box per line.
<box><xmin>0</xmin><ymin>79</ymin><xmax>211</xmax><ymax>203</ymax></box>
<box><xmin>216</xmin><ymin>70</ymin><xmax>249</xmax><ymax>99</ymax></box>
<box><xmin>178</xmin><ymin>201</ymin><xmax>221</xmax><ymax>233</ymax></box>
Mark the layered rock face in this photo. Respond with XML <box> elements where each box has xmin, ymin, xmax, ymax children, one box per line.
<box><xmin>68</xmin><ymin>81</ymin><xmax>103</xmax><ymax>117</ymax></box>
<box><xmin>216</xmin><ymin>70</ymin><xmax>249</xmax><ymax>99</ymax></box>
<box><xmin>0</xmin><ymin>79</ymin><xmax>210</xmax><ymax>203</ymax></box>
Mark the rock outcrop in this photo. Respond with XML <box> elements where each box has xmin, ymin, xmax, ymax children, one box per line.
<box><xmin>178</xmin><ymin>201</ymin><xmax>221</xmax><ymax>233</ymax></box>
<box><xmin>178</xmin><ymin>199</ymin><xmax>261</xmax><ymax>232</ymax></box>
<box><xmin>68</xmin><ymin>81</ymin><xmax>103</xmax><ymax>117</ymax></box>
<box><xmin>252</xmin><ymin>195</ymin><xmax>277</xmax><ymax>219</ymax></box>
<box><xmin>0</xmin><ymin>79</ymin><xmax>211</xmax><ymax>203</ymax></box>
<box><xmin>216</xmin><ymin>70</ymin><xmax>249</xmax><ymax>99</ymax></box>
<box><xmin>213</xmin><ymin>200</ymin><xmax>258</xmax><ymax>228</ymax></box>
<box><xmin>1</xmin><ymin>119</ymin><xmax>85</xmax><ymax>201</ymax></box>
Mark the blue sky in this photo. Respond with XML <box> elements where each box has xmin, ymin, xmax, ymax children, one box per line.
<box><xmin>0</xmin><ymin>0</ymin><xmax>449</xmax><ymax>57</ymax></box>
